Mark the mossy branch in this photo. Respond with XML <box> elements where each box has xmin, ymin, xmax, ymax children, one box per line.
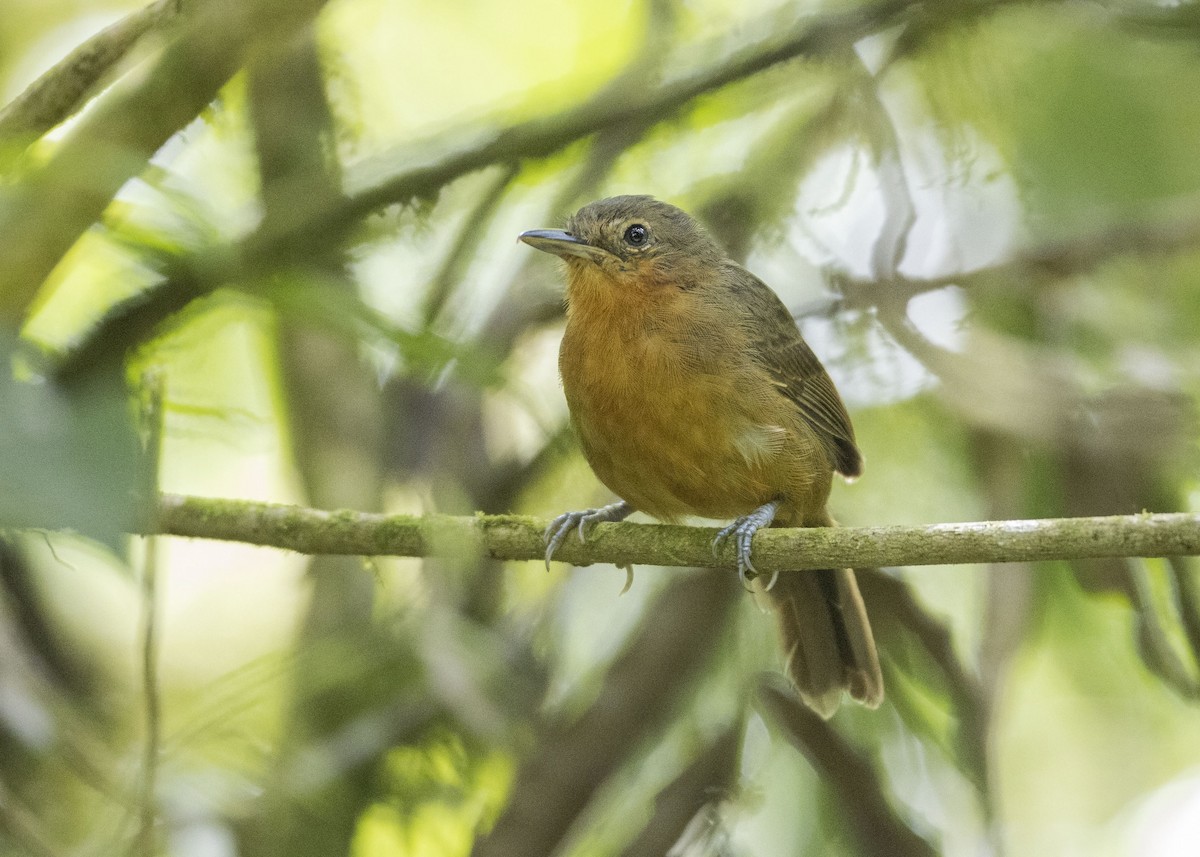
<box><xmin>0</xmin><ymin>0</ymin><xmax>181</xmax><ymax>145</ymax></box>
<box><xmin>155</xmin><ymin>494</ymin><xmax>1200</xmax><ymax>571</ymax></box>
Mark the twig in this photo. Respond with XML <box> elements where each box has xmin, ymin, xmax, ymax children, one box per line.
<box><xmin>828</xmin><ymin>195</ymin><xmax>1200</xmax><ymax>313</ymax></box>
<box><xmin>420</xmin><ymin>164</ymin><xmax>520</xmax><ymax>326</ymax></box>
<box><xmin>856</xmin><ymin>569</ymin><xmax>993</xmax><ymax>800</ymax></box>
<box><xmin>1127</xmin><ymin>557</ymin><xmax>1200</xmax><ymax>697</ymax></box>
<box><xmin>760</xmin><ymin>681</ymin><xmax>937</xmax><ymax>857</ymax></box>
<box><xmin>617</xmin><ymin>723</ymin><xmax>742</xmax><ymax>857</ymax></box>
<box><xmin>0</xmin><ymin>0</ymin><xmax>330</xmax><ymax>325</ymax></box>
<box><xmin>0</xmin><ymin>0</ymin><xmax>182</xmax><ymax>145</ymax></box>
<box><xmin>471</xmin><ymin>570</ymin><xmax>738</xmax><ymax>857</ymax></box>
<box><xmin>1170</xmin><ymin>556</ymin><xmax>1200</xmax><ymax>670</ymax></box>
<box><xmin>263</xmin><ymin>0</ymin><xmax>917</xmax><ymax>255</ymax></box>
<box><xmin>153</xmin><ymin>494</ymin><xmax>1200</xmax><ymax>571</ymax></box>
<box><xmin>136</xmin><ymin>375</ymin><xmax>166</xmax><ymax>856</ymax></box>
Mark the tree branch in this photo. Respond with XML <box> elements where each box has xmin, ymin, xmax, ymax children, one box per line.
<box><xmin>251</xmin><ymin>0</ymin><xmax>917</xmax><ymax>258</ymax></box>
<box><xmin>471</xmin><ymin>570</ymin><xmax>737</xmax><ymax>857</ymax></box>
<box><xmin>617</xmin><ymin>722</ymin><xmax>741</xmax><ymax>857</ymax></box>
<box><xmin>828</xmin><ymin>194</ymin><xmax>1200</xmax><ymax>314</ymax></box>
<box><xmin>154</xmin><ymin>494</ymin><xmax>1200</xmax><ymax>570</ymax></box>
<box><xmin>0</xmin><ymin>0</ymin><xmax>182</xmax><ymax>146</ymax></box>
<box><xmin>0</xmin><ymin>0</ymin><xmax>328</xmax><ymax>326</ymax></box>
<box><xmin>759</xmin><ymin>681</ymin><xmax>937</xmax><ymax>857</ymax></box>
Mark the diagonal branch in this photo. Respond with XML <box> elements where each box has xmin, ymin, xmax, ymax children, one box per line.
<box><xmin>0</xmin><ymin>0</ymin><xmax>182</xmax><ymax>146</ymax></box>
<box><xmin>153</xmin><ymin>494</ymin><xmax>1200</xmax><ymax>571</ymax></box>
<box><xmin>249</xmin><ymin>0</ymin><xmax>918</xmax><ymax>258</ymax></box>
<box><xmin>41</xmin><ymin>0</ymin><xmax>914</xmax><ymax>386</ymax></box>
<box><xmin>471</xmin><ymin>570</ymin><xmax>737</xmax><ymax>857</ymax></box>
<box><xmin>617</xmin><ymin>722</ymin><xmax>742</xmax><ymax>857</ymax></box>
<box><xmin>0</xmin><ymin>0</ymin><xmax>329</xmax><ymax>326</ymax></box>
<box><xmin>759</xmin><ymin>681</ymin><xmax>937</xmax><ymax>857</ymax></box>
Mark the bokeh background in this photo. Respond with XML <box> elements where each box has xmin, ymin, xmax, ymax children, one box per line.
<box><xmin>2</xmin><ymin>1</ymin><xmax>1199</xmax><ymax>855</ymax></box>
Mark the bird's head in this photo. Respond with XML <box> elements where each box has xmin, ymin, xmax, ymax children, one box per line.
<box><xmin>519</xmin><ymin>195</ymin><xmax>724</xmax><ymax>294</ymax></box>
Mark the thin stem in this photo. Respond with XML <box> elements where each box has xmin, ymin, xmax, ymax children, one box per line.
<box><xmin>136</xmin><ymin>375</ymin><xmax>166</xmax><ymax>857</ymax></box>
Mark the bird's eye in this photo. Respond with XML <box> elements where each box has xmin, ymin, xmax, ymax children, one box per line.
<box><xmin>623</xmin><ymin>224</ymin><xmax>648</xmax><ymax>246</ymax></box>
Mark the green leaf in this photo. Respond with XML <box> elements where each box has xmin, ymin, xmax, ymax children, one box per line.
<box><xmin>1</xmin><ymin>334</ymin><xmax>142</xmax><ymax>550</ymax></box>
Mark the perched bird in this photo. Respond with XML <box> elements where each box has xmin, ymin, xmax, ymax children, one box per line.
<box><xmin>520</xmin><ymin>195</ymin><xmax>882</xmax><ymax>716</ymax></box>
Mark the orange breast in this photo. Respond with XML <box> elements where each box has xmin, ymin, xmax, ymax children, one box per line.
<box><xmin>558</xmin><ymin>267</ymin><xmax>829</xmax><ymax>524</ymax></box>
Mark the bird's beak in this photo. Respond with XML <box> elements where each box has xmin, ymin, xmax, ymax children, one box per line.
<box><xmin>519</xmin><ymin>229</ymin><xmax>610</xmax><ymax>262</ymax></box>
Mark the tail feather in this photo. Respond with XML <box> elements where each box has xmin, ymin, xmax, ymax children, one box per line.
<box><xmin>760</xmin><ymin>567</ymin><xmax>883</xmax><ymax>717</ymax></box>
<box><xmin>833</xmin><ymin>568</ymin><xmax>884</xmax><ymax>706</ymax></box>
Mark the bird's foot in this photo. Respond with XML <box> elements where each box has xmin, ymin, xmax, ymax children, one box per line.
<box><xmin>543</xmin><ymin>500</ymin><xmax>632</xmax><ymax>571</ymax></box>
<box><xmin>712</xmin><ymin>500</ymin><xmax>780</xmax><ymax>591</ymax></box>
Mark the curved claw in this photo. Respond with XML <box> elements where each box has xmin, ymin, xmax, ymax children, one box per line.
<box><xmin>618</xmin><ymin>564</ymin><xmax>635</xmax><ymax>595</ymax></box>
<box><xmin>542</xmin><ymin>500</ymin><xmax>632</xmax><ymax>570</ymax></box>
<box><xmin>737</xmin><ymin>540</ymin><xmax>756</xmax><ymax>591</ymax></box>
<box><xmin>543</xmin><ymin>512</ymin><xmax>579</xmax><ymax>572</ymax></box>
<box><xmin>714</xmin><ymin>520</ymin><xmax>751</xmax><ymax>591</ymax></box>
<box><xmin>711</xmin><ymin>526</ymin><xmax>730</xmax><ymax>559</ymax></box>
<box><xmin>712</xmin><ymin>500</ymin><xmax>780</xmax><ymax>590</ymax></box>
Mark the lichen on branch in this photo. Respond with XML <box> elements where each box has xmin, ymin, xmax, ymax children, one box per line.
<box><xmin>155</xmin><ymin>493</ymin><xmax>1200</xmax><ymax>571</ymax></box>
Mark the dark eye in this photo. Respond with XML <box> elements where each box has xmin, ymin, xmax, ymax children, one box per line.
<box><xmin>623</xmin><ymin>224</ymin><xmax>648</xmax><ymax>246</ymax></box>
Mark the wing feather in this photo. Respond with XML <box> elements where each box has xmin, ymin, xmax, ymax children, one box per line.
<box><xmin>727</xmin><ymin>264</ymin><xmax>862</xmax><ymax>477</ymax></box>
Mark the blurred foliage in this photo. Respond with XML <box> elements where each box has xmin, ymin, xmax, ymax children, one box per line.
<box><xmin>1</xmin><ymin>1</ymin><xmax>1199</xmax><ymax>856</ymax></box>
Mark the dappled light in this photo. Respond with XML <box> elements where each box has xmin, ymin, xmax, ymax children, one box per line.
<box><xmin>1</xmin><ymin>1</ymin><xmax>1199</xmax><ymax>856</ymax></box>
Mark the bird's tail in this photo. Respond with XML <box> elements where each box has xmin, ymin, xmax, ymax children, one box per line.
<box><xmin>760</xmin><ymin>565</ymin><xmax>883</xmax><ymax>718</ymax></box>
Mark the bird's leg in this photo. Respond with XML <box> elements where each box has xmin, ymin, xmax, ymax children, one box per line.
<box><xmin>543</xmin><ymin>500</ymin><xmax>632</xmax><ymax>571</ymax></box>
<box><xmin>713</xmin><ymin>500</ymin><xmax>780</xmax><ymax>590</ymax></box>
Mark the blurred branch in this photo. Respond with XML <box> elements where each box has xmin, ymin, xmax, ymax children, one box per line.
<box><xmin>0</xmin><ymin>0</ymin><xmax>182</xmax><ymax>147</ymax></box>
<box><xmin>849</xmin><ymin>50</ymin><xmax>916</xmax><ymax>280</ymax></box>
<box><xmin>0</xmin><ymin>0</ymin><xmax>328</xmax><ymax>326</ymax></box>
<box><xmin>0</xmin><ymin>777</ymin><xmax>63</xmax><ymax>857</ymax></box>
<box><xmin>694</xmin><ymin>91</ymin><xmax>847</xmax><ymax>259</ymax></box>
<box><xmin>1171</xmin><ymin>557</ymin><xmax>1200</xmax><ymax>670</ymax></box>
<box><xmin>856</xmin><ymin>569</ymin><xmax>992</xmax><ymax>799</ymax></box>
<box><xmin>40</xmin><ymin>267</ymin><xmax>213</xmax><ymax>387</ymax></box>
<box><xmin>421</xmin><ymin>164</ymin><xmax>520</xmax><ymax>326</ymax></box>
<box><xmin>135</xmin><ymin>374</ymin><xmax>165</xmax><ymax>857</ymax></box>
<box><xmin>879</xmin><ymin>286</ymin><xmax>1198</xmax><ymax>702</ymax></box>
<box><xmin>1117</xmin><ymin>1</ymin><xmax>1200</xmax><ymax>38</ymax></box>
<box><xmin>969</xmin><ymin>430</ymin><xmax>1036</xmax><ymax>707</ymax></box>
<box><xmin>51</xmin><ymin>179</ymin><xmax>1200</xmax><ymax>390</ymax></box>
<box><xmin>39</xmin><ymin>0</ymin><xmax>667</xmax><ymax>389</ymax></box>
<box><xmin>0</xmin><ymin>538</ymin><xmax>94</xmax><ymax>696</ymax></box>
<box><xmin>261</xmin><ymin>0</ymin><xmax>917</xmax><ymax>255</ymax></box>
<box><xmin>618</xmin><ymin>723</ymin><xmax>741</xmax><ymax>857</ymax></box>
<box><xmin>243</xmin><ymin>25</ymin><xmax>386</xmax><ymax>857</ymax></box>
<box><xmin>153</xmin><ymin>494</ymin><xmax>1200</xmax><ymax>571</ymax></box>
<box><xmin>471</xmin><ymin>570</ymin><xmax>737</xmax><ymax>857</ymax></box>
<box><xmin>876</xmin><ymin>300</ymin><xmax>1195</xmax><ymax>457</ymax></box>
<box><xmin>1127</xmin><ymin>558</ymin><xmax>1200</xmax><ymax>698</ymax></box>
<box><xmin>759</xmin><ymin>681</ymin><xmax>937</xmax><ymax>857</ymax></box>
<box><xmin>830</xmin><ymin>197</ymin><xmax>1200</xmax><ymax>313</ymax></box>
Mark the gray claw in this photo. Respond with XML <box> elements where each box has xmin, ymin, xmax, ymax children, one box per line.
<box><xmin>712</xmin><ymin>500</ymin><xmax>780</xmax><ymax>590</ymax></box>
<box><xmin>711</xmin><ymin>526</ymin><xmax>730</xmax><ymax>559</ymax></box>
<box><xmin>544</xmin><ymin>512</ymin><xmax>578</xmax><ymax>571</ymax></box>
<box><xmin>739</xmin><ymin>528</ymin><xmax>758</xmax><ymax>576</ymax></box>
<box><xmin>542</xmin><ymin>501</ymin><xmax>632</xmax><ymax>570</ymax></box>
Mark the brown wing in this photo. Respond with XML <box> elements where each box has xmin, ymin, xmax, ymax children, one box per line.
<box><xmin>729</xmin><ymin>264</ymin><xmax>862</xmax><ymax>478</ymax></box>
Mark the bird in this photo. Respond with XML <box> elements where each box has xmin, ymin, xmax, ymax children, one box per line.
<box><xmin>519</xmin><ymin>195</ymin><xmax>882</xmax><ymax>717</ymax></box>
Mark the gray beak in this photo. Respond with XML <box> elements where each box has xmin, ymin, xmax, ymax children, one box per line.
<box><xmin>519</xmin><ymin>229</ymin><xmax>611</xmax><ymax>262</ymax></box>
